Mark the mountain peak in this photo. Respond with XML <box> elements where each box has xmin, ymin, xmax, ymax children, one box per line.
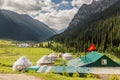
<box><xmin>67</xmin><ymin>0</ymin><xmax>118</xmax><ymax>30</ymax></box>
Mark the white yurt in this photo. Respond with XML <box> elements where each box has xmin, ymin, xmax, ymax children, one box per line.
<box><xmin>48</xmin><ymin>53</ymin><xmax>57</xmax><ymax>60</ymax></box>
<box><xmin>62</xmin><ymin>53</ymin><xmax>73</xmax><ymax>60</ymax></box>
<box><xmin>37</xmin><ymin>55</ymin><xmax>54</xmax><ymax>66</ymax></box>
<box><xmin>13</xmin><ymin>56</ymin><xmax>32</xmax><ymax>71</ymax></box>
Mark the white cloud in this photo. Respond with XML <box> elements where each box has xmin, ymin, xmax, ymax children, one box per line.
<box><xmin>35</xmin><ymin>8</ymin><xmax>78</xmax><ymax>30</ymax></box>
<box><xmin>0</xmin><ymin>0</ymin><xmax>92</xmax><ymax>31</ymax></box>
<box><xmin>0</xmin><ymin>0</ymin><xmax>4</xmax><ymax>7</ymax></box>
<box><xmin>0</xmin><ymin>0</ymin><xmax>41</xmax><ymax>13</ymax></box>
<box><xmin>71</xmin><ymin>0</ymin><xmax>92</xmax><ymax>8</ymax></box>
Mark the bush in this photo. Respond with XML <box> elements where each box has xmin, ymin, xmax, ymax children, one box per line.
<box><xmin>1</xmin><ymin>70</ymin><xmax>4</xmax><ymax>73</ymax></box>
<box><xmin>21</xmin><ymin>69</ymin><xmax>25</xmax><ymax>73</ymax></box>
<box><xmin>86</xmin><ymin>73</ymin><xmax>96</xmax><ymax>78</ymax></box>
<box><xmin>62</xmin><ymin>71</ymin><xmax>69</xmax><ymax>77</ymax></box>
<box><xmin>73</xmin><ymin>72</ymin><xmax>80</xmax><ymax>77</ymax></box>
<box><xmin>109</xmin><ymin>75</ymin><xmax>119</xmax><ymax>80</ymax></box>
<box><xmin>50</xmin><ymin>70</ymin><xmax>55</xmax><ymax>74</ymax></box>
<box><xmin>28</xmin><ymin>70</ymin><xmax>36</xmax><ymax>74</ymax></box>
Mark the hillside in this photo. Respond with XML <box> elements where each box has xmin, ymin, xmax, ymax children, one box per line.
<box><xmin>67</xmin><ymin>0</ymin><xmax>118</xmax><ymax>30</ymax></box>
<box><xmin>0</xmin><ymin>9</ymin><xmax>56</xmax><ymax>41</ymax></box>
<box><xmin>51</xmin><ymin>0</ymin><xmax>120</xmax><ymax>57</ymax></box>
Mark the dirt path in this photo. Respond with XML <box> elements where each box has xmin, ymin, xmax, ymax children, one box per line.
<box><xmin>97</xmin><ymin>74</ymin><xmax>109</xmax><ymax>80</ymax></box>
<box><xmin>0</xmin><ymin>73</ymin><xmax>41</xmax><ymax>80</ymax></box>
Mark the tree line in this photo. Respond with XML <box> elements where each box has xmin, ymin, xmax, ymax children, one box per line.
<box><xmin>51</xmin><ymin>2</ymin><xmax>120</xmax><ymax>57</ymax></box>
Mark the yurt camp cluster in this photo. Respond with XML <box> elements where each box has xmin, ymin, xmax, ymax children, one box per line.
<box><xmin>13</xmin><ymin>53</ymin><xmax>73</xmax><ymax>72</ymax></box>
<box><xmin>13</xmin><ymin>52</ymin><xmax>120</xmax><ymax>74</ymax></box>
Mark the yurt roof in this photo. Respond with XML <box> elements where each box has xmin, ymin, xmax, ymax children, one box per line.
<box><xmin>37</xmin><ymin>55</ymin><xmax>53</xmax><ymax>64</ymax></box>
<box><xmin>48</xmin><ymin>53</ymin><xmax>57</xmax><ymax>57</ymax></box>
<box><xmin>13</xmin><ymin>56</ymin><xmax>32</xmax><ymax>71</ymax></box>
<box><xmin>58</xmin><ymin>53</ymin><xmax>63</xmax><ymax>54</ymax></box>
<box><xmin>13</xmin><ymin>56</ymin><xmax>32</xmax><ymax>66</ymax></box>
<box><xmin>62</xmin><ymin>53</ymin><xmax>72</xmax><ymax>57</ymax></box>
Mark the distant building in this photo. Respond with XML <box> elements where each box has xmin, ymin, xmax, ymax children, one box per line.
<box><xmin>68</xmin><ymin>52</ymin><xmax>120</xmax><ymax>67</ymax></box>
<box><xmin>48</xmin><ymin>53</ymin><xmax>58</xmax><ymax>61</ymax></box>
<box><xmin>62</xmin><ymin>53</ymin><xmax>73</xmax><ymax>60</ymax></box>
<box><xmin>18</xmin><ymin>43</ymin><xmax>30</xmax><ymax>48</ymax></box>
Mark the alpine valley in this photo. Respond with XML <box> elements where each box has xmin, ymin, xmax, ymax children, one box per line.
<box><xmin>0</xmin><ymin>0</ymin><xmax>120</xmax><ymax>79</ymax></box>
<box><xmin>51</xmin><ymin>0</ymin><xmax>120</xmax><ymax>57</ymax></box>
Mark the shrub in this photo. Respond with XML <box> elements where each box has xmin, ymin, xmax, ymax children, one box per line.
<box><xmin>21</xmin><ymin>69</ymin><xmax>25</xmax><ymax>73</ymax></box>
<box><xmin>62</xmin><ymin>71</ymin><xmax>69</xmax><ymax>77</ymax></box>
<box><xmin>86</xmin><ymin>73</ymin><xmax>96</xmax><ymax>78</ymax></box>
<box><xmin>50</xmin><ymin>70</ymin><xmax>55</xmax><ymax>74</ymax></box>
<box><xmin>109</xmin><ymin>75</ymin><xmax>119</xmax><ymax>80</ymax></box>
<box><xmin>28</xmin><ymin>70</ymin><xmax>36</xmax><ymax>74</ymax></box>
<box><xmin>1</xmin><ymin>70</ymin><xmax>4</xmax><ymax>73</ymax></box>
<box><xmin>73</xmin><ymin>72</ymin><xmax>80</xmax><ymax>77</ymax></box>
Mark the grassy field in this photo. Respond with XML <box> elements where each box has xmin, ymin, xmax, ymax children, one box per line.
<box><xmin>0</xmin><ymin>47</ymin><xmax>55</xmax><ymax>73</ymax></box>
<box><xmin>0</xmin><ymin>47</ymin><xmax>79</xmax><ymax>72</ymax></box>
<box><xmin>30</xmin><ymin>73</ymin><xmax>99</xmax><ymax>80</ymax></box>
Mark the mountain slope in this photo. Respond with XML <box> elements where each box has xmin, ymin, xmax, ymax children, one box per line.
<box><xmin>0</xmin><ymin>9</ymin><xmax>56</xmax><ymax>41</ymax></box>
<box><xmin>51</xmin><ymin>0</ymin><xmax>120</xmax><ymax>57</ymax></box>
<box><xmin>67</xmin><ymin>0</ymin><xmax>118</xmax><ymax>30</ymax></box>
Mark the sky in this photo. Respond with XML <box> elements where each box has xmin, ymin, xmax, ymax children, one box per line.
<box><xmin>0</xmin><ymin>0</ymin><xmax>92</xmax><ymax>31</ymax></box>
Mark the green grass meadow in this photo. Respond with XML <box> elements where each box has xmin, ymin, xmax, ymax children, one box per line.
<box><xmin>0</xmin><ymin>47</ymin><xmax>54</xmax><ymax>72</ymax></box>
<box><xmin>30</xmin><ymin>73</ymin><xmax>99</xmax><ymax>80</ymax></box>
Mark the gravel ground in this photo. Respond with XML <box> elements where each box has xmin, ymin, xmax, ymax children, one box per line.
<box><xmin>0</xmin><ymin>73</ymin><xmax>41</xmax><ymax>80</ymax></box>
<box><xmin>91</xmin><ymin>67</ymin><xmax>120</xmax><ymax>74</ymax></box>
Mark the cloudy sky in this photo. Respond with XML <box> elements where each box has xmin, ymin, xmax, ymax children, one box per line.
<box><xmin>0</xmin><ymin>0</ymin><xmax>92</xmax><ymax>30</ymax></box>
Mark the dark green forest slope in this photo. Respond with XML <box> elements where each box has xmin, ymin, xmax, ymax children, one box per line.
<box><xmin>51</xmin><ymin>1</ymin><xmax>120</xmax><ymax>57</ymax></box>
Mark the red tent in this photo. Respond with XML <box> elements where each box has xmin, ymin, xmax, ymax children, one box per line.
<box><xmin>87</xmin><ymin>43</ymin><xmax>96</xmax><ymax>52</ymax></box>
